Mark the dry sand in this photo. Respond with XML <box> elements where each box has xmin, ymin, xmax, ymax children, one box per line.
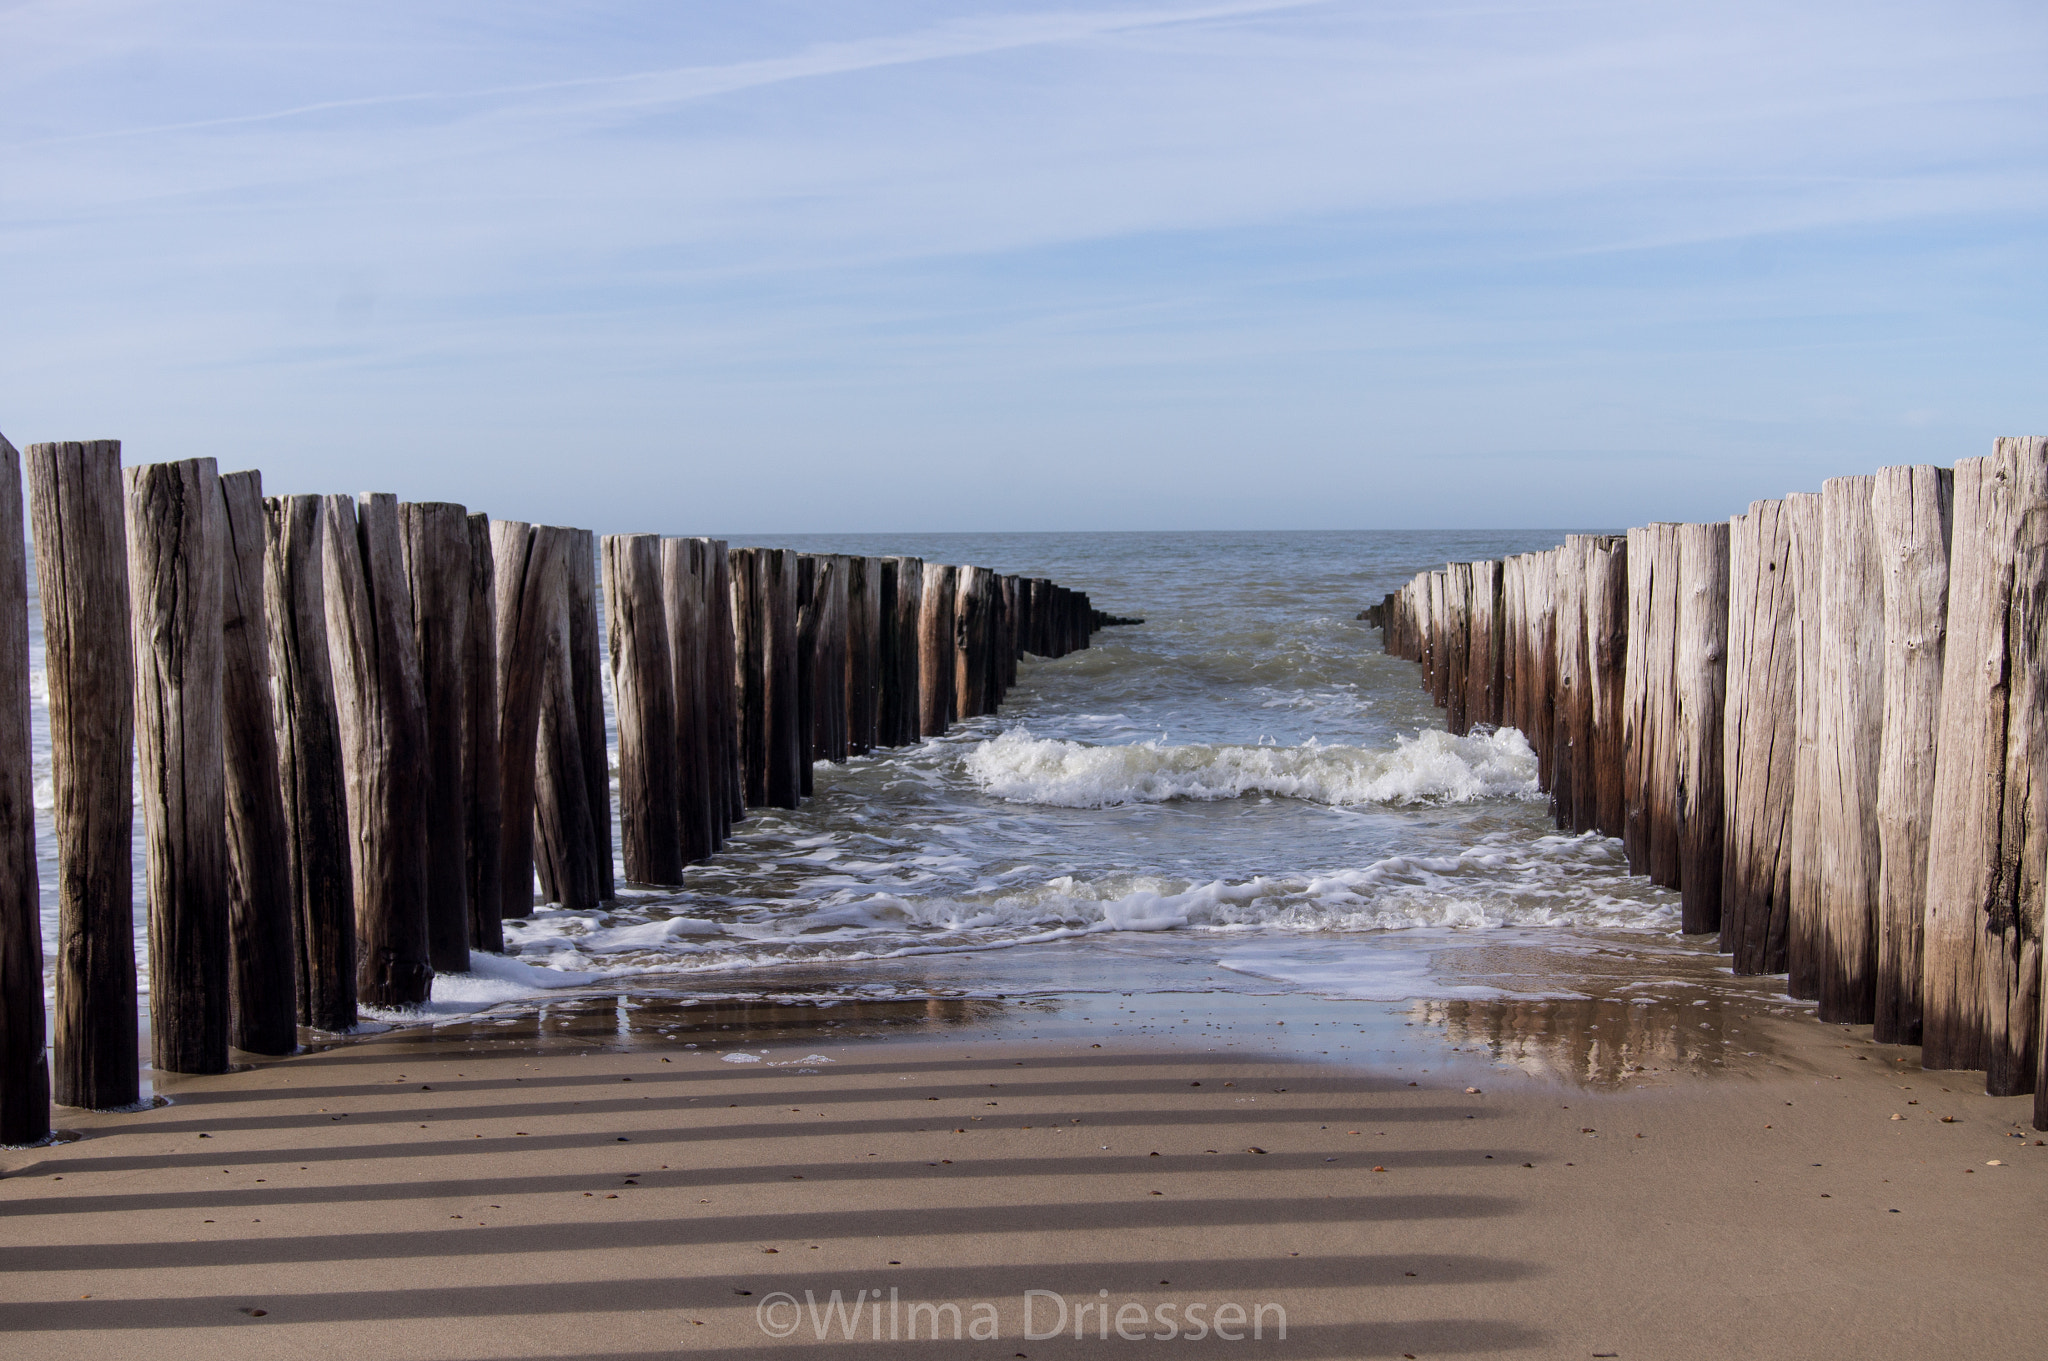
<box><xmin>3</xmin><ymin>999</ymin><xmax>2044</xmax><ymax>1361</ymax></box>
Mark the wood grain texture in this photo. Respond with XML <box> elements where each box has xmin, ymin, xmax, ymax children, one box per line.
<box><xmin>1720</xmin><ymin>501</ymin><xmax>1797</xmax><ymax>976</ymax></box>
<box><xmin>1585</xmin><ymin>538</ymin><xmax>1629</xmax><ymax>839</ymax></box>
<box><xmin>1985</xmin><ymin>438</ymin><xmax>2048</xmax><ymax>1096</ymax></box>
<box><xmin>661</xmin><ymin>538</ymin><xmax>712</xmax><ymax>866</ymax></box>
<box><xmin>322</xmin><ymin>493</ymin><xmax>431</xmax><ymax>1007</ymax></box>
<box><xmin>1645</xmin><ymin>526</ymin><xmax>1685</xmax><ymax>890</ymax></box>
<box><xmin>731</xmin><ymin>547</ymin><xmax>767</xmax><ymax>806</ymax></box>
<box><xmin>0</xmin><ymin>433</ymin><xmax>49</xmax><ymax>1142</ymax></box>
<box><xmin>1467</xmin><ymin>559</ymin><xmax>1501</xmax><ymax>730</ymax></box>
<box><xmin>1784</xmin><ymin>493</ymin><xmax>1825</xmax><ymax>1000</ymax></box>
<box><xmin>846</xmin><ymin>556</ymin><xmax>878</xmax><ymax>756</ymax></box>
<box><xmin>1549</xmin><ymin>543</ymin><xmax>1586</xmax><ymax>829</ymax></box>
<box><xmin>1818</xmin><ymin>477</ymin><xmax>1884</xmax><ymax>1022</ymax></box>
<box><xmin>462</xmin><ymin>513</ymin><xmax>502</xmax><ymax>952</ymax></box>
<box><xmin>765</xmin><ymin>548</ymin><xmax>803</xmax><ymax>809</ymax></box>
<box><xmin>1528</xmin><ymin>552</ymin><xmax>1559</xmax><ymax>798</ymax></box>
<box><xmin>1444</xmin><ymin>562</ymin><xmax>1473</xmax><ymax>736</ymax></box>
<box><xmin>890</xmin><ymin>557</ymin><xmax>924</xmax><ymax>747</ymax></box>
<box><xmin>127</xmin><ymin>457</ymin><xmax>230</xmax><ymax>1075</ymax></box>
<box><xmin>1674</xmin><ymin>521</ymin><xmax>1730</xmax><ymax>934</ymax></box>
<box><xmin>491</xmin><ymin>520</ymin><xmax>561</xmax><ymax>924</ymax></box>
<box><xmin>535</xmin><ymin>528</ymin><xmax>601</xmax><ymax>910</ymax></box>
<box><xmin>399</xmin><ymin>502</ymin><xmax>471</xmax><ymax>975</ymax></box>
<box><xmin>29</xmin><ymin>441</ymin><xmax>138</xmax><ymax>1108</ymax></box>
<box><xmin>955</xmin><ymin>565</ymin><xmax>993</xmax><ymax>722</ymax></box>
<box><xmin>705</xmin><ymin>541</ymin><xmax>741</xmax><ymax>835</ymax></box>
<box><xmin>794</xmin><ymin>556</ymin><xmax>818</xmax><ymax>797</ymax></box>
<box><xmin>264</xmin><ymin>495</ymin><xmax>355</xmax><ymax>1032</ymax></box>
<box><xmin>1872</xmin><ymin>467</ymin><xmax>1951</xmax><ymax>1043</ymax></box>
<box><xmin>217</xmin><ymin>470</ymin><xmax>296</xmax><ymax>1054</ymax></box>
<box><xmin>919</xmin><ymin>564</ymin><xmax>957</xmax><ymax>737</ymax></box>
<box><xmin>1621</xmin><ymin>529</ymin><xmax>1656</xmax><ymax>875</ymax></box>
<box><xmin>605</xmin><ymin>534</ymin><xmax>681</xmax><ymax>887</ymax></box>
<box><xmin>564</xmin><ymin>531</ymin><xmax>613</xmax><ymax>900</ymax></box>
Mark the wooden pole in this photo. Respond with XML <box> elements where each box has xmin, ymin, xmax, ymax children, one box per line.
<box><xmin>998</xmin><ymin>574</ymin><xmax>1020</xmax><ymax>701</ymax></box>
<box><xmin>322</xmin><ymin>493</ymin><xmax>431</xmax><ymax>1008</ymax></box>
<box><xmin>491</xmin><ymin>520</ymin><xmax>560</xmax><ymax>924</ymax></box>
<box><xmin>127</xmin><ymin>457</ymin><xmax>230</xmax><ymax>1074</ymax></box>
<box><xmin>564</xmin><ymin>531</ymin><xmax>613</xmax><ymax>900</ymax></box>
<box><xmin>1720</xmin><ymin>501</ymin><xmax>1797</xmax><ymax>976</ymax></box>
<box><xmin>661</xmin><ymin>538</ymin><xmax>712</xmax><ymax>864</ymax></box>
<box><xmin>1785</xmin><ymin>492</ymin><xmax>1825</xmax><ymax>1000</ymax></box>
<box><xmin>1872</xmin><ymin>466</ymin><xmax>1952</xmax><ymax>1044</ymax></box>
<box><xmin>29</xmin><ymin>441</ymin><xmax>138</xmax><ymax>1107</ymax></box>
<box><xmin>1674</xmin><ymin>520</ymin><xmax>1729</xmax><ymax>934</ymax></box>
<box><xmin>766</xmin><ymin>548</ymin><xmax>803</xmax><ymax>808</ymax></box>
<box><xmin>847</xmin><ymin>556</ymin><xmax>878</xmax><ymax>756</ymax></box>
<box><xmin>1444</xmin><ymin>563</ymin><xmax>1472</xmax><ymax>736</ymax></box>
<box><xmin>1585</xmin><ymin>537</ymin><xmax>1629</xmax><ymax>839</ymax></box>
<box><xmin>535</xmin><ymin>529</ymin><xmax>601</xmax><ymax>910</ymax></box>
<box><xmin>1529</xmin><ymin>554</ymin><xmax>1559</xmax><ymax>795</ymax></box>
<box><xmin>462</xmin><ymin>513</ymin><xmax>502</xmax><ymax>952</ymax></box>
<box><xmin>217</xmin><ymin>471</ymin><xmax>296</xmax><ymax>1054</ymax></box>
<box><xmin>1922</xmin><ymin>439</ymin><xmax>2048</xmax><ymax>1083</ymax></box>
<box><xmin>604</xmin><ymin>534</ymin><xmax>680</xmax><ymax>887</ymax></box>
<box><xmin>1499</xmin><ymin>559</ymin><xmax>1523</xmax><ymax>739</ymax></box>
<box><xmin>732</xmin><ymin>547</ymin><xmax>767</xmax><ymax>806</ymax></box>
<box><xmin>795</xmin><ymin>555</ymin><xmax>819</xmax><ymax>795</ymax></box>
<box><xmin>702</xmin><ymin>541</ymin><xmax>738</xmax><ymax>838</ymax></box>
<box><xmin>1466</xmin><ymin>560</ymin><xmax>1500</xmax><ymax>729</ymax></box>
<box><xmin>1549</xmin><ymin>544</ymin><xmax>1586</xmax><ymax>828</ymax></box>
<box><xmin>1818</xmin><ymin>475</ymin><xmax>1884</xmax><ymax>1023</ymax></box>
<box><xmin>891</xmin><ymin>557</ymin><xmax>925</xmax><ymax>745</ymax></box>
<box><xmin>399</xmin><ymin>502</ymin><xmax>471</xmax><ymax>976</ymax></box>
<box><xmin>263</xmin><ymin>495</ymin><xmax>355</xmax><ymax>1031</ymax></box>
<box><xmin>956</xmin><ymin>566</ymin><xmax>993</xmax><ymax>721</ymax></box>
<box><xmin>920</xmin><ymin>564</ymin><xmax>958</xmax><ymax>736</ymax></box>
<box><xmin>0</xmin><ymin>434</ymin><xmax>49</xmax><ymax>1142</ymax></box>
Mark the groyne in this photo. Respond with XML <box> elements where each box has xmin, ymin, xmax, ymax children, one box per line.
<box><xmin>1372</xmin><ymin>436</ymin><xmax>2048</xmax><ymax>1130</ymax></box>
<box><xmin>0</xmin><ymin>434</ymin><xmax>1104</xmax><ymax>1145</ymax></box>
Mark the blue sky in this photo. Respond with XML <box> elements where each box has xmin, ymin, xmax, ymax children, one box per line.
<box><xmin>2</xmin><ymin>1</ymin><xmax>2043</xmax><ymax>532</ymax></box>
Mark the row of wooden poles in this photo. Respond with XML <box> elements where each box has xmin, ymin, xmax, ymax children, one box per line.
<box><xmin>0</xmin><ymin>437</ymin><xmax>1101</xmax><ymax>1145</ymax></box>
<box><xmin>1371</xmin><ymin>436</ymin><xmax>2048</xmax><ymax>1130</ymax></box>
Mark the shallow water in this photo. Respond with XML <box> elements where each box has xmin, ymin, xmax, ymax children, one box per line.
<box><xmin>30</xmin><ymin>529</ymin><xmax>1794</xmax><ymax>1035</ymax></box>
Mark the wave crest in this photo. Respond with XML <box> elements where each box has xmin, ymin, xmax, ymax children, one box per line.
<box><xmin>961</xmin><ymin>727</ymin><xmax>1538</xmax><ymax>808</ymax></box>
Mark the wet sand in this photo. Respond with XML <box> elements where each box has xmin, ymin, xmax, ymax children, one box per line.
<box><xmin>3</xmin><ymin>992</ymin><xmax>2044</xmax><ymax>1361</ymax></box>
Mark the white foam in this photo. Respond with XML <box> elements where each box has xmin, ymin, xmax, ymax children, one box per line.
<box><xmin>962</xmin><ymin>727</ymin><xmax>1539</xmax><ymax>809</ymax></box>
<box><xmin>356</xmin><ymin>950</ymin><xmax>615</xmax><ymax>1024</ymax></box>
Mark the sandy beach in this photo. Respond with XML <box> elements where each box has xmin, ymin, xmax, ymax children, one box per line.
<box><xmin>4</xmin><ymin>994</ymin><xmax>2043</xmax><ymax>1361</ymax></box>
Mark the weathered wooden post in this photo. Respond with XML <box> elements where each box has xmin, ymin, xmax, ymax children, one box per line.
<box><xmin>998</xmin><ymin>574</ymin><xmax>1020</xmax><ymax>700</ymax></box>
<box><xmin>536</xmin><ymin>530</ymin><xmax>601</xmax><ymax>910</ymax></box>
<box><xmin>1499</xmin><ymin>558</ymin><xmax>1523</xmax><ymax>736</ymax></box>
<box><xmin>1818</xmin><ymin>476</ymin><xmax>1884</xmax><ymax>1023</ymax></box>
<box><xmin>1585</xmin><ymin>537</ymin><xmax>1629</xmax><ymax>838</ymax></box>
<box><xmin>1785</xmin><ymin>492</ymin><xmax>1825</xmax><ymax>1000</ymax></box>
<box><xmin>767</xmin><ymin>548</ymin><xmax>803</xmax><ymax>806</ymax></box>
<box><xmin>816</xmin><ymin>556</ymin><xmax>849</xmax><ymax>761</ymax></box>
<box><xmin>127</xmin><ymin>458</ymin><xmax>230</xmax><ymax>1074</ymax></box>
<box><xmin>920</xmin><ymin>564</ymin><xmax>958</xmax><ymax>736</ymax></box>
<box><xmin>264</xmin><ymin>495</ymin><xmax>355</xmax><ymax>1030</ymax></box>
<box><xmin>1549</xmin><ymin>543</ymin><xmax>1586</xmax><ymax>828</ymax></box>
<box><xmin>217</xmin><ymin>471</ymin><xmax>296</xmax><ymax>1054</ymax></box>
<box><xmin>399</xmin><ymin>502</ymin><xmax>471</xmax><ymax>975</ymax></box>
<box><xmin>605</xmin><ymin>534</ymin><xmax>681</xmax><ymax>887</ymax></box>
<box><xmin>1923</xmin><ymin>438</ymin><xmax>2048</xmax><ymax>1088</ymax></box>
<box><xmin>1624</xmin><ymin>526</ymin><xmax>1682</xmax><ymax>886</ymax></box>
<box><xmin>1528</xmin><ymin>553</ymin><xmax>1559</xmax><ymax>795</ymax></box>
<box><xmin>956</xmin><ymin>565</ymin><xmax>993</xmax><ymax>721</ymax></box>
<box><xmin>795</xmin><ymin>556</ymin><xmax>819</xmax><ymax>795</ymax></box>
<box><xmin>29</xmin><ymin>441</ymin><xmax>137</xmax><ymax>1107</ymax></box>
<box><xmin>1674</xmin><ymin>520</ymin><xmax>1729</xmax><ymax>934</ymax></box>
<box><xmin>661</xmin><ymin>538</ymin><xmax>712</xmax><ymax>863</ymax></box>
<box><xmin>889</xmin><ymin>557</ymin><xmax>924</xmax><ymax>745</ymax></box>
<box><xmin>323</xmin><ymin>493</ymin><xmax>431</xmax><ymax>1007</ymax></box>
<box><xmin>1443</xmin><ymin>563</ymin><xmax>1472</xmax><ymax>735</ymax></box>
<box><xmin>564</xmin><ymin>531</ymin><xmax>613</xmax><ymax>900</ymax></box>
<box><xmin>491</xmin><ymin>520</ymin><xmax>561</xmax><ymax>924</ymax></box>
<box><xmin>732</xmin><ymin>547</ymin><xmax>768</xmax><ymax>805</ymax></box>
<box><xmin>1466</xmin><ymin>560</ymin><xmax>1501</xmax><ymax>729</ymax></box>
<box><xmin>0</xmin><ymin>435</ymin><xmax>48</xmax><ymax>1142</ymax></box>
<box><xmin>1872</xmin><ymin>465</ymin><xmax>1951</xmax><ymax>1044</ymax></box>
<box><xmin>1720</xmin><ymin>501</ymin><xmax>1797</xmax><ymax>976</ymax></box>
<box><xmin>710</xmin><ymin>541</ymin><xmax>744</xmax><ymax>832</ymax></box>
<box><xmin>847</xmin><ymin>556</ymin><xmax>878</xmax><ymax>756</ymax></box>
<box><xmin>462</xmin><ymin>513</ymin><xmax>502</xmax><ymax>952</ymax></box>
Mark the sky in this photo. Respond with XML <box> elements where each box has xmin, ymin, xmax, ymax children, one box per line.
<box><xmin>1</xmin><ymin>0</ymin><xmax>2043</xmax><ymax>533</ymax></box>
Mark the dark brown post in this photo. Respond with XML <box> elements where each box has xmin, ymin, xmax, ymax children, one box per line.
<box><xmin>921</xmin><ymin>564</ymin><xmax>958</xmax><ymax>735</ymax></box>
<box><xmin>1585</xmin><ymin>538</ymin><xmax>1629</xmax><ymax>838</ymax></box>
<box><xmin>492</xmin><ymin>522</ymin><xmax>560</xmax><ymax>922</ymax></box>
<box><xmin>127</xmin><ymin>458</ymin><xmax>230</xmax><ymax>1074</ymax></box>
<box><xmin>1872</xmin><ymin>466</ymin><xmax>1951</xmax><ymax>1044</ymax></box>
<box><xmin>709</xmin><ymin>541</ymin><xmax>743</xmax><ymax>831</ymax></box>
<box><xmin>1818</xmin><ymin>476</ymin><xmax>1883</xmax><ymax>1022</ymax></box>
<box><xmin>955</xmin><ymin>566</ymin><xmax>992</xmax><ymax>721</ymax></box>
<box><xmin>565</xmin><ymin>530</ymin><xmax>613</xmax><ymax>900</ymax></box>
<box><xmin>263</xmin><ymin>496</ymin><xmax>355</xmax><ymax>1031</ymax></box>
<box><xmin>847</xmin><ymin>556</ymin><xmax>878</xmax><ymax>756</ymax></box>
<box><xmin>1548</xmin><ymin>546</ymin><xmax>1584</xmax><ymax>824</ymax></box>
<box><xmin>890</xmin><ymin>557</ymin><xmax>924</xmax><ymax>744</ymax></box>
<box><xmin>662</xmin><ymin>538</ymin><xmax>712</xmax><ymax>864</ymax></box>
<box><xmin>732</xmin><ymin>547</ymin><xmax>768</xmax><ymax>805</ymax></box>
<box><xmin>217</xmin><ymin>471</ymin><xmax>296</xmax><ymax>1054</ymax></box>
<box><xmin>1720</xmin><ymin>501</ymin><xmax>1797</xmax><ymax>976</ymax></box>
<box><xmin>605</xmin><ymin>534</ymin><xmax>680</xmax><ymax>886</ymax></box>
<box><xmin>462</xmin><ymin>513</ymin><xmax>502</xmax><ymax>952</ymax></box>
<box><xmin>536</xmin><ymin>528</ymin><xmax>601</xmax><ymax>910</ymax></box>
<box><xmin>30</xmin><ymin>441</ymin><xmax>138</xmax><ymax>1107</ymax></box>
<box><xmin>767</xmin><ymin>548</ymin><xmax>802</xmax><ymax>806</ymax></box>
<box><xmin>399</xmin><ymin>502</ymin><xmax>471</xmax><ymax>975</ymax></box>
<box><xmin>323</xmin><ymin>493</ymin><xmax>431</xmax><ymax>1007</ymax></box>
<box><xmin>796</xmin><ymin>556</ymin><xmax>819</xmax><ymax>793</ymax></box>
<box><xmin>0</xmin><ymin>434</ymin><xmax>48</xmax><ymax>1142</ymax></box>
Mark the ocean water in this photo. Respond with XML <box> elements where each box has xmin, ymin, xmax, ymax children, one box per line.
<box><xmin>30</xmin><ymin>529</ymin><xmax>1724</xmax><ymax>1036</ymax></box>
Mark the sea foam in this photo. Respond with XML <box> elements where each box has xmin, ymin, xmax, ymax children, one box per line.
<box><xmin>962</xmin><ymin>726</ymin><xmax>1539</xmax><ymax>808</ymax></box>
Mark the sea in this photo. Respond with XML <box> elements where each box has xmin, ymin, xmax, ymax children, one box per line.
<box><xmin>27</xmin><ymin>530</ymin><xmax>1809</xmax><ymax>1088</ymax></box>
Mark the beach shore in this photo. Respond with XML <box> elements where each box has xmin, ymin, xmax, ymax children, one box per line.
<box><xmin>3</xmin><ymin>996</ymin><xmax>2043</xmax><ymax>1361</ymax></box>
